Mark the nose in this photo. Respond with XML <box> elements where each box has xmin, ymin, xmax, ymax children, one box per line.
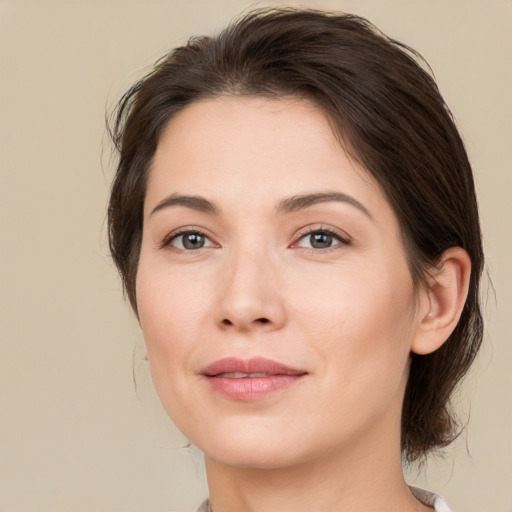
<box><xmin>214</xmin><ymin>248</ymin><xmax>286</xmax><ymax>333</ymax></box>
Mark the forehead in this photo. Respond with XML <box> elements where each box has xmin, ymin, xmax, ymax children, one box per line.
<box><xmin>146</xmin><ymin>96</ymin><xmax>387</xmax><ymax>217</ymax></box>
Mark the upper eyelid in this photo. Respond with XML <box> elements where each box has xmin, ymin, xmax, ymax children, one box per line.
<box><xmin>161</xmin><ymin>227</ymin><xmax>217</xmax><ymax>249</ymax></box>
<box><xmin>293</xmin><ymin>226</ymin><xmax>351</xmax><ymax>243</ymax></box>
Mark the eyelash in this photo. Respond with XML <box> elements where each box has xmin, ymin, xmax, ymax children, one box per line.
<box><xmin>161</xmin><ymin>226</ymin><xmax>351</xmax><ymax>252</ymax></box>
<box><xmin>293</xmin><ymin>226</ymin><xmax>351</xmax><ymax>251</ymax></box>
<box><xmin>161</xmin><ymin>229</ymin><xmax>217</xmax><ymax>250</ymax></box>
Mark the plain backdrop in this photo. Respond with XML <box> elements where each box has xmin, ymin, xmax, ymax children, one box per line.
<box><xmin>0</xmin><ymin>1</ymin><xmax>511</xmax><ymax>511</ymax></box>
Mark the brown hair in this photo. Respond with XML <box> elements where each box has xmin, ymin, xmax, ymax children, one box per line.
<box><xmin>108</xmin><ymin>7</ymin><xmax>484</xmax><ymax>463</ymax></box>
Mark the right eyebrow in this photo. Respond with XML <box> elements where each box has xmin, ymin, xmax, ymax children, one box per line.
<box><xmin>150</xmin><ymin>194</ymin><xmax>220</xmax><ymax>217</ymax></box>
<box><xmin>276</xmin><ymin>191</ymin><xmax>372</xmax><ymax>219</ymax></box>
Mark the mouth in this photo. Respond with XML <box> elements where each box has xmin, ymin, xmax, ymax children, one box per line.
<box><xmin>200</xmin><ymin>357</ymin><xmax>308</xmax><ymax>401</ymax></box>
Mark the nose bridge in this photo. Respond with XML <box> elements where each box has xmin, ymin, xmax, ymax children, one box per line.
<box><xmin>215</xmin><ymin>238</ymin><xmax>285</xmax><ymax>331</ymax></box>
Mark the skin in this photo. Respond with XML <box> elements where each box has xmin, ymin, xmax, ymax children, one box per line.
<box><xmin>136</xmin><ymin>96</ymin><xmax>469</xmax><ymax>512</ymax></box>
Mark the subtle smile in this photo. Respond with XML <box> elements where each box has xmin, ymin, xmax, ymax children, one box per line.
<box><xmin>200</xmin><ymin>357</ymin><xmax>308</xmax><ymax>401</ymax></box>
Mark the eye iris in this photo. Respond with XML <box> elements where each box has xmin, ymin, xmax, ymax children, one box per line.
<box><xmin>183</xmin><ymin>233</ymin><xmax>205</xmax><ymax>249</ymax></box>
<box><xmin>310</xmin><ymin>232</ymin><xmax>333</xmax><ymax>249</ymax></box>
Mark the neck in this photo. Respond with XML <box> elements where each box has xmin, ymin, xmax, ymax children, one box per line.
<box><xmin>204</xmin><ymin>426</ymin><xmax>431</xmax><ymax>512</ymax></box>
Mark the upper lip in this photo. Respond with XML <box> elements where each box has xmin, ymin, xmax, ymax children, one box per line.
<box><xmin>200</xmin><ymin>357</ymin><xmax>307</xmax><ymax>377</ymax></box>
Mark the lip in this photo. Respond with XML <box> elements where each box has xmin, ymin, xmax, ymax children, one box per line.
<box><xmin>200</xmin><ymin>357</ymin><xmax>307</xmax><ymax>401</ymax></box>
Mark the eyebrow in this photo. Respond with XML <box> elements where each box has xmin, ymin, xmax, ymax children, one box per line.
<box><xmin>150</xmin><ymin>194</ymin><xmax>220</xmax><ymax>216</ymax></box>
<box><xmin>150</xmin><ymin>191</ymin><xmax>371</xmax><ymax>218</ymax></box>
<box><xmin>276</xmin><ymin>192</ymin><xmax>372</xmax><ymax>218</ymax></box>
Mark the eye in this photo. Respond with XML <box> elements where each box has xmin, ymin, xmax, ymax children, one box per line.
<box><xmin>295</xmin><ymin>229</ymin><xmax>349</xmax><ymax>250</ymax></box>
<box><xmin>167</xmin><ymin>230</ymin><xmax>215</xmax><ymax>250</ymax></box>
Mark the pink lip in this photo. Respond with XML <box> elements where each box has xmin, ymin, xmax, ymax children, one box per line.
<box><xmin>200</xmin><ymin>357</ymin><xmax>307</xmax><ymax>401</ymax></box>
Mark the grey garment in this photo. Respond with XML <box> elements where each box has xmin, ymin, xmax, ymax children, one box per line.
<box><xmin>196</xmin><ymin>487</ymin><xmax>452</xmax><ymax>512</ymax></box>
<box><xmin>409</xmin><ymin>486</ymin><xmax>452</xmax><ymax>512</ymax></box>
<box><xmin>196</xmin><ymin>499</ymin><xmax>210</xmax><ymax>512</ymax></box>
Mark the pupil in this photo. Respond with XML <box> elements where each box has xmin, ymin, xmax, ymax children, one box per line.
<box><xmin>183</xmin><ymin>233</ymin><xmax>204</xmax><ymax>249</ymax></box>
<box><xmin>311</xmin><ymin>232</ymin><xmax>332</xmax><ymax>249</ymax></box>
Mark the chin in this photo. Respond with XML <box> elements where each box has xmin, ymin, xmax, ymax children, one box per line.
<box><xmin>193</xmin><ymin>421</ymin><xmax>307</xmax><ymax>470</ymax></box>
<box><xmin>206</xmin><ymin>443</ymin><xmax>298</xmax><ymax>470</ymax></box>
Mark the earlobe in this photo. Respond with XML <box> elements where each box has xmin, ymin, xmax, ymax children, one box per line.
<box><xmin>411</xmin><ymin>247</ymin><xmax>471</xmax><ymax>355</ymax></box>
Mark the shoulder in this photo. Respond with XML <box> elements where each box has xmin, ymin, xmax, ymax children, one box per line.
<box><xmin>197</xmin><ymin>489</ymin><xmax>452</xmax><ymax>512</ymax></box>
<box><xmin>196</xmin><ymin>499</ymin><xmax>210</xmax><ymax>512</ymax></box>
<box><xmin>409</xmin><ymin>486</ymin><xmax>452</xmax><ymax>512</ymax></box>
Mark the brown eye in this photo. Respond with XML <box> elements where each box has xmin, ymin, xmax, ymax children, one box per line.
<box><xmin>309</xmin><ymin>232</ymin><xmax>333</xmax><ymax>249</ymax></box>
<box><xmin>296</xmin><ymin>229</ymin><xmax>348</xmax><ymax>250</ymax></box>
<box><xmin>169</xmin><ymin>231</ymin><xmax>213</xmax><ymax>250</ymax></box>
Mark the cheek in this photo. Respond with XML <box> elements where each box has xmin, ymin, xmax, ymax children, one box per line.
<box><xmin>135</xmin><ymin>260</ymin><xmax>206</xmax><ymax>398</ymax></box>
<box><xmin>136</xmin><ymin>255</ymin><xmax>206</xmax><ymax>342</ymax></box>
<box><xmin>291</xmin><ymin>256</ymin><xmax>416</xmax><ymax>337</ymax></box>
<box><xmin>291</xmin><ymin>259</ymin><xmax>417</xmax><ymax>392</ymax></box>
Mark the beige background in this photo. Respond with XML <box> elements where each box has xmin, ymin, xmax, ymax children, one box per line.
<box><xmin>0</xmin><ymin>0</ymin><xmax>510</xmax><ymax>511</ymax></box>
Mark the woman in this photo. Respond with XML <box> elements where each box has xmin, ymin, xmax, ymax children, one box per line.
<box><xmin>108</xmin><ymin>8</ymin><xmax>483</xmax><ymax>512</ymax></box>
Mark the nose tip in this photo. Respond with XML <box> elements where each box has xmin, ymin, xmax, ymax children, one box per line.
<box><xmin>218</xmin><ymin>301</ymin><xmax>284</xmax><ymax>332</ymax></box>
<box><xmin>214</xmin><ymin>256</ymin><xmax>286</xmax><ymax>332</ymax></box>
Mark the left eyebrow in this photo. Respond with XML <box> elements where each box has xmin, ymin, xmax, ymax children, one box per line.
<box><xmin>276</xmin><ymin>192</ymin><xmax>372</xmax><ymax>219</ymax></box>
<box><xmin>150</xmin><ymin>193</ymin><xmax>220</xmax><ymax>217</ymax></box>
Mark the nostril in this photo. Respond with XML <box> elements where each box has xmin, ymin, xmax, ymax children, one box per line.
<box><xmin>220</xmin><ymin>317</ymin><xmax>270</xmax><ymax>327</ymax></box>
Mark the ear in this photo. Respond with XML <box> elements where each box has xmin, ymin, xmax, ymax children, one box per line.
<box><xmin>411</xmin><ymin>247</ymin><xmax>471</xmax><ymax>355</ymax></box>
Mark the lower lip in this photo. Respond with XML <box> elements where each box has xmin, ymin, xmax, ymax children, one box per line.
<box><xmin>204</xmin><ymin>375</ymin><xmax>305</xmax><ymax>401</ymax></box>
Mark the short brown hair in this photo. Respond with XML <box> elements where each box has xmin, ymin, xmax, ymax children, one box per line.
<box><xmin>108</xmin><ymin>8</ymin><xmax>484</xmax><ymax>463</ymax></box>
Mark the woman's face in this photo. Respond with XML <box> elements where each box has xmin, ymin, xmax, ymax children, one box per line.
<box><xmin>137</xmin><ymin>96</ymin><xmax>426</xmax><ymax>469</ymax></box>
